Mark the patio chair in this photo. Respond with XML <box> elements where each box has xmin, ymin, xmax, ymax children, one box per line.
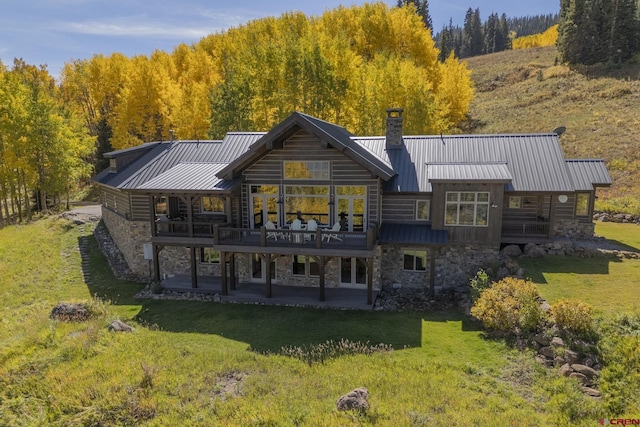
<box><xmin>265</xmin><ymin>221</ymin><xmax>282</xmax><ymax>240</ymax></box>
<box><xmin>290</xmin><ymin>219</ymin><xmax>303</xmax><ymax>243</ymax></box>
<box><xmin>305</xmin><ymin>219</ymin><xmax>317</xmax><ymax>241</ymax></box>
<box><xmin>322</xmin><ymin>222</ymin><xmax>343</xmax><ymax>242</ymax></box>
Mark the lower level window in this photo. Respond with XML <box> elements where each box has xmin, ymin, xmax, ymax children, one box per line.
<box><xmin>200</xmin><ymin>248</ymin><xmax>220</xmax><ymax>264</ymax></box>
<box><xmin>403</xmin><ymin>249</ymin><xmax>427</xmax><ymax>271</ymax></box>
<box><xmin>292</xmin><ymin>255</ymin><xmax>319</xmax><ymax>277</ymax></box>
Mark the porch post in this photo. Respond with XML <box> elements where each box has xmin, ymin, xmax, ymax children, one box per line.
<box><xmin>190</xmin><ymin>247</ymin><xmax>198</xmax><ymax>288</ymax></box>
<box><xmin>187</xmin><ymin>196</ymin><xmax>194</xmax><ymax>238</ymax></box>
<box><xmin>225</xmin><ymin>196</ymin><xmax>232</xmax><ymax>225</ymax></box>
<box><xmin>548</xmin><ymin>195</ymin><xmax>557</xmax><ymax>238</ymax></box>
<box><xmin>152</xmin><ymin>244</ymin><xmax>161</xmax><ymax>282</ymax></box>
<box><xmin>265</xmin><ymin>254</ymin><xmax>272</xmax><ymax>298</ymax></box>
<box><xmin>367</xmin><ymin>257</ymin><xmax>373</xmax><ymax>305</ymax></box>
<box><xmin>430</xmin><ymin>247</ymin><xmax>437</xmax><ymax>296</ymax></box>
<box><xmin>229</xmin><ymin>253</ymin><xmax>236</xmax><ymax>290</ymax></box>
<box><xmin>149</xmin><ymin>195</ymin><xmax>157</xmax><ymax>236</ymax></box>
<box><xmin>220</xmin><ymin>251</ymin><xmax>228</xmax><ymax>295</ymax></box>
<box><xmin>319</xmin><ymin>256</ymin><xmax>326</xmax><ymax>302</ymax></box>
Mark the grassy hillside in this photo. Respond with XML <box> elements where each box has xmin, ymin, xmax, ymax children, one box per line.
<box><xmin>2</xmin><ymin>217</ymin><xmax>621</xmax><ymax>425</ymax></box>
<box><xmin>463</xmin><ymin>46</ymin><xmax>640</xmax><ymax>201</ymax></box>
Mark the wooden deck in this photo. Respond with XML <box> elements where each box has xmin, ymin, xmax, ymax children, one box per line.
<box><xmin>160</xmin><ymin>275</ymin><xmax>377</xmax><ymax>310</ymax></box>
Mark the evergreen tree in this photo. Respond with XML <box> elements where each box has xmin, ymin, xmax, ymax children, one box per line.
<box><xmin>437</xmin><ymin>19</ymin><xmax>454</xmax><ymax>61</ymax></box>
<box><xmin>461</xmin><ymin>8</ymin><xmax>484</xmax><ymax>58</ymax></box>
<box><xmin>484</xmin><ymin>13</ymin><xmax>499</xmax><ymax>53</ymax></box>
<box><xmin>397</xmin><ymin>0</ymin><xmax>433</xmax><ymax>31</ymax></box>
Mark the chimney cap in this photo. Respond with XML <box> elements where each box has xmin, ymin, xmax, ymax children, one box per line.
<box><xmin>386</xmin><ymin>108</ymin><xmax>404</xmax><ymax>116</ymax></box>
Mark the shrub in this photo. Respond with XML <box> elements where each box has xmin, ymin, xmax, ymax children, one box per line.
<box><xmin>549</xmin><ymin>299</ymin><xmax>594</xmax><ymax>338</ymax></box>
<box><xmin>469</xmin><ymin>269</ymin><xmax>491</xmax><ymax>301</ymax></box>
<box><xmin>470</xmin><ymin>277</ymin><xmax>544</xmax><ymax>334</ymax></box>
<box><xmin>278</xmin><ymin>339</ymin><xmax>393</xmax><ymax>366</ymax></box>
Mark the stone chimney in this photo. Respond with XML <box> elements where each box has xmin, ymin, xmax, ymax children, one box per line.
<box><xmin>385</xmin><ymin>108</ymin><xmax>403</xmax><ymax>149</ymax></box>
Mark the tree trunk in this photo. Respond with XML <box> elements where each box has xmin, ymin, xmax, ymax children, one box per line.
<box><xmin>14</xmin><ymin>170</ymin><xmax>23</xmax><ymax>221</ymax></box>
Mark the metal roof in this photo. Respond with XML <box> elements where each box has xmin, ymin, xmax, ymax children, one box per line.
<box><xmin>217</xmin><ymin>112</ymin><xmax>395</xmax><ymax>181</ymax></box>
<box><xmin>379</xmin><ymin>222</ymin><xmax>449</xmax><ymax>245</ymax></box>
<box><xmin>136</xmin><ymin>163</ymin><xmax>236</xmax><ymax>192</ymax></box>
<box><xmin>354</xmin><ymin>134</ymin><xmax>578</xmax><ymax>193</ymax></box>
<box><xmin>94</xmin><ymin>134</ymin><xmax>261</xmax><ymax>190</ymax></box>
<box><xmin>565</xmin><ymin>159</ymin><xmax>612</xmax><ymax>191</ymax></box>
<box><xmin>427</xmin><ymin>163</ymin><xmax>512</xmax><ymax>182</ymax></box>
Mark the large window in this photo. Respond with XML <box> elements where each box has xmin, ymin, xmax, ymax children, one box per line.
<box><xmin>445</xmin><ymin>192</ymin><xmax>489</xmax><ymax>226</ymax></box>
<box><xmin>403</xmin><ymin>249</ymin><xmax>427</xmax><ymax>271</ymax></box>
<box><xmin>508</xmin><ymin>196</ymin><xmax>521</xmax><ymax>209</ymax></box>
<box><xmin>284</xmin><ymin>161</ymin><xmax>330</xmax><ymax>180</ymax></box>
<box><xmin>416</xmin><ymin>200</ymin><xmax>430</xmax><ymax>220</ymax></box>
<box><xmin>201</xmin><ymin>196</ymin><xmax>224</xmax><ymax>214</ymax></box>
<box><xmin>200</xmin><ymin>248</ymin><xmax>220</xmax><ymax>264</ymax></box>
<box><xmin>292</xmin><ymin>255</ymin><xmax>320</xmax><ymax>277</ymax></box>
<box><xmin>576</xmin><ymin>193</ymin><xmax>590</xmax><ymax>216</ymax></box>
<box><xmin>285</xmin><ymin>185</ymin><xmax>329</xmax><ymax>224</ymax></box>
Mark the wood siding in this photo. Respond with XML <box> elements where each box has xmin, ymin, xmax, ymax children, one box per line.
<box><xmin>431</xmin><ymin>182</ymin><xmax>504</xmax><ymax>245</ymax></box>
<box><xmin>382</xmin><ymin>194</ymin><xmax>432</xmax><ymax>222</ymax></box>
<box><xmin>242</xmin><ymin>130</ymin><xmax>380</xmax><ymax>228</ymax></box>
<box><xmin>130</xmin><ymin>194</ymin><xmax>150</xmax><ymax>221</ymax></box>
<box><xmin>101</xmin><ymin>187</ymin><xmax>131</xmax><ymax>219</ymax></box>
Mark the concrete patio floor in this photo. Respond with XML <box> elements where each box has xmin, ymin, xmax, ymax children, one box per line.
<box><xmin>160</xmin><ymin>275</ymin><xmax>378</xmax><ymax>310</ymax></box>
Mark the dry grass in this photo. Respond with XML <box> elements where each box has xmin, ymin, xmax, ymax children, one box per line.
<box><xmin>463</xmin><ymin>46</ymin><xmax>640</xmax><ymax>200</ymax></box>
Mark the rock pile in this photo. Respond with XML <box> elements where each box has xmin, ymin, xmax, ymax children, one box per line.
<box><xmin>532</xmin><ymin>327</ymin><xmax>602</xmax><ymax>397</ymax></box>
<box><xmin>373</xmin><ymin>285</ymin><xmax>469</xmax><ymax>312</ymax></box>
<box><xmin>594</xmin><ymin>211</ymin><xmax>640</xmax><ymax>225</ymax></box>
<box><xmin>50</xmin><ymin>303</ymin><xmax>91</xmax><ymax>322</ymax></box>
<box><xmin>336</xmin><ymin>387</ymin><xmax>370</xmax><ymax>412</ymax></box>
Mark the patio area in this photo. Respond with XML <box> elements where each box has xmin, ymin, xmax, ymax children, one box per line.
<box><xmin>159</xmin><ymin>275</ymin><xmax>377</xmax><ymax>310</ymax></box>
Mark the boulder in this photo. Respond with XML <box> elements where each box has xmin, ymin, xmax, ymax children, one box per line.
<box><xmin>571</xmin><ymin>364</ymin><xmax>599</xmax><ymax>379</ymax></box>
<box><xmin>558</xmin><ymin>363</ymin><xmax>573</xmax><ymax>377</ymax></box>
<box><xmin>501</xmin><ymin>245</ymin><xmax>523</xmax><ymax>258</ymax></box>
<box><xmin>496</xmin><ymin>267</ymin><xmax>510</xmax><ymax>280</ymax></box>
<box><xmin>50</xmin><ymin>303</ymin><xmax>91</xmax><ymax>322</ymax></box>
<box><xmin>336</xmin><ymin>387</ymin><xmax>370</xmax><ymax>412</ymax></box>
<box><xmin>108</xmin><ymin>319</ymin><xmax>134</xmax><ymax>332</ymax></box>
<box><xmin>564</xmin><ymin>349</ymin><xmax>580</xmax><ymax>365</ymax></box>
<box><xmin>524</xmin><ymin>244</ymin><xmax>546</xmax><ymax>258</ymax></box>
<box><xmin>550</xmin><ymin>337</ymin><xmax>565</xmax><ymax>348</ymax></box>
<box><xmin>539</xmin><ymin>346</ymin><xmax>555</xmax><ymax>359</ymax></box>
<box><xmin>515</xmin><ymin>268</ymin><xmax>526</xmax><ymax>279</ymax></box>
<box><xmin>569</xmin><ymin>372</ymin><xmax>590</xmax><ymax>386</ymax></box>
<box><xmin>533</xmin><ymin>332</ymin><xmax>550</xmax><ymax>347</ymax></box>
<box><xmin>582</xmin><ymin>387</ymin><xmax>602</xmax><ymax>398</ymax></box>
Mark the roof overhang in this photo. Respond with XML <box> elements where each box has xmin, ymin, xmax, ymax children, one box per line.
<box><xmin>217</xmin><ymin>111</ymin><xmax>395</xmax><ymax>181</ymax></box>
<box><xmin>379</xmin><ymin>222</ymin><xmax>448</xmax><ymax>245</ymax></box>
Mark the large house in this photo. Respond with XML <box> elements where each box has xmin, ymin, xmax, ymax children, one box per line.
<box><xmin>93</xmin><ymin>110</ymin><xmax>611</xmax><ymax>303</ymax></box>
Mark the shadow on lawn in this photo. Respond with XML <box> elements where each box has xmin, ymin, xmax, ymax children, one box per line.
<box><xmin>78</xmin><ymin>229</ymin><xmax>481</xmax><ymax>353</ymax></box>
<box><xmin>519</xmin><ymin>255</ymin><xmax>622</xmax><ymax>284</ymax></box>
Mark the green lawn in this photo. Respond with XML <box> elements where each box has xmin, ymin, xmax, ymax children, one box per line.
<box><xmin>519</xmin><ymin>222</ymin><xmax>640</xmax><ymax>314</ymax></box>
<box><xmin>0</xmin><ymin>217</ymin><xmax>623</xmax><ymax>425</ymax></box>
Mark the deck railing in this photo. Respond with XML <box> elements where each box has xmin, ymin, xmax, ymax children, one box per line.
<box><xmin>501</xmin><ymin>221</ymin><xmax>549</xmax><ymax>237</ymax></box>
<box><xmin>212</xmin><ymin>225</ymin><xmax>377</xmax><ymax>251</ymax></box>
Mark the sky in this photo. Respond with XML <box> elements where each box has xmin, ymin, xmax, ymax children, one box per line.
<box><xmin>0</xmin><ymin>0</ymin><xmax>559</xmax><ymax>78</ymax></box>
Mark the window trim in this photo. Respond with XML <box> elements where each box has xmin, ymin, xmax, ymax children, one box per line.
<box><xmin>445</xmin><ymin>191</ymin><xmax>490</xmax><ymax>227</ymax></box>
<box><xmin>200</xmin><ymin>196</ymin><xmax>225</xmax><ymax>214</ymax></box>
<box><xmin>199</xmin><ymin>248</ymin><xmax>220</xmax><ymax>264</ymax></box>
<box><xmin>575</xmin><ymin>193</ymin><xmax>590</xmax><ymax>217</ymax></box>
<box><xmin>415</xmin><ymin>200</ymin><xmax>431</xmax><ymax>220</ymax></box>
<box><xmin>402</xmin><ymin>249</ymin><xmax>428</xmax><ymax>272</ymax></box>
<box><xmin>508</xmin><ymin>196</ymin><xmax>521</xmax><ymax>209</ymax></box>
<box><xmin>292</xmin><ymin>255</ymin><xmax>320</xmax><ymax>277</ymax></box>
<box><xmin>283</xmin><ymin>160</ymin><xmax>330</xmax><ymax>180</ymax></box>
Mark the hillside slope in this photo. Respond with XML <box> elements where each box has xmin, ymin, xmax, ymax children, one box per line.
<box><xmin>463</xmin><ymin>46</ymin><xmax>640</xmax><ymax>199</ymax></box>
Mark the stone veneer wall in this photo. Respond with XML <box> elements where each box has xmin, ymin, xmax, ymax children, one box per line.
<box><xmin>234</xmin><ymin>249</ymin><xmax>382</xmax><ymax>289</ymax></box>
<box><xmin>554</xmin><ymin>219</ymin><xmax>595</xmax><ymax>240</ymax></box>
<box><xmin>380</xmin><ymin>244</ymin><xmax>500</xmax><ymax>290</ymax></box>
<box><xmin>102</xmin><ymin>207</ymin><xmax>151</xmax><ymax>278</ymax></box>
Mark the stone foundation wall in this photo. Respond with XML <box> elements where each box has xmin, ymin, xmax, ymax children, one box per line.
<box><xmin>553</xmin><ymin>219</ymin><xmax>595</xmax><ymax>240</ymax></box>
<box><xmin>380</xmin><ymin>244</ymin><xmax>500</xmax><ymax>290</ymax></box>
<box><xmin>102</xmin><ymin>207</ymin><xmax>151</xmax><ymax>278</ymax></box>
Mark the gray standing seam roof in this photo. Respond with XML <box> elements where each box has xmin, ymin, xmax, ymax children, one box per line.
<box><xmin>378</xmin><ymin>223</ymin><xmax>449</xmax><ymax>245</ymax></box>
<box><xmin>427</xmin><ymin>163</ymin><xmax>512</xmax><ymax>182</ymax></box>
<box><xmin>565</xmin><ymin>160</ymin><xmax>612</xmax><ymax>191</ymax></box>
<box><xmin>354</xmin><ymin>134</ymin><xmax>578</xmax><ymax>193</ymax></box>
<box><xmin>136</xmin><ymin>163</ymin><xmax>236</xmax><ymax>192</ymax></box>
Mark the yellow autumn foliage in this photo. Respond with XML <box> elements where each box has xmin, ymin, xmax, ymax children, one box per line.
<box><xmin>512</xmin><ymin>25</ymin><xmax>559</xmax><ymax>50</ymax></box>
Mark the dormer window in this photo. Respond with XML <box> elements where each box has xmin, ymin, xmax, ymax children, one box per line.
<box><xmin>109</xmin><ymin>158</ymin><xmax>117</xmax><ymax>173</ymax></box>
